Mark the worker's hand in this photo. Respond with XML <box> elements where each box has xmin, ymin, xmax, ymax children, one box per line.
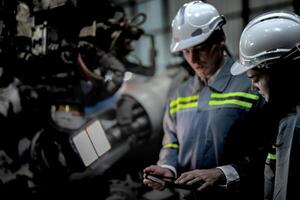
<box><xmin>143</xmin><ymin>165</ymin><xmax>174</xmax><ymax>190</ymax></box>
<box><xmin>175</xmin><ymin>168</ymin><xmax>225</xmax><ymax>191</ymax></box>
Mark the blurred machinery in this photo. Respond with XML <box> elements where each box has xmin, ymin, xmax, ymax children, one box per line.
<box><xmin>0</xmin><ymin>0</ymin><xmax>190</xmax><ymax>199</ymax></box>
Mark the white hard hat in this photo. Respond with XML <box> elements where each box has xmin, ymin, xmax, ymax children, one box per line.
<box><xmin>231</xmin><ymin>11</ymin><xmax>300</xmax><ymax>75</ymax></box>
<box><xmin>170</xmin><ymin>1</ymin><xmax>225</xmax><ymax>53</ymax></box>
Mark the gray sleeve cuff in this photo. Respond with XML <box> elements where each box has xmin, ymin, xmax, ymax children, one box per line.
<box><xmin>217</xmin><ymin>165</ymin><xmax>240</xmax><ymax>188</ymax></box>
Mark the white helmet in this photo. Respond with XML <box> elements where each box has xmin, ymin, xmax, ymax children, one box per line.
<box><xmin>170</xmin><ymin>1</ymin><xmax>225</xmax><ymax>53</ymax></box>
<box><xmin>231</xmin><ymin>11</ymin><xmax>300</xmax><ymax>75</ymax></box>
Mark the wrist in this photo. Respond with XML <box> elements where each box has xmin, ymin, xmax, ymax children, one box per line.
<box><xmin>160</xmin><ymin>164</ymin><xmax>177</xmax><ymax>178</ymax></box>
<box><xmin>215</xmin><ymin>168</ymin><xmax>226</xmax><ymax>184</ymax></box>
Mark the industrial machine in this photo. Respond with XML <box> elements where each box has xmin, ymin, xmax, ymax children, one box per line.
<box><xmin>0</xmin><ymin>0</ymin><xmax>190</xmax><ymax>199</ymax></box>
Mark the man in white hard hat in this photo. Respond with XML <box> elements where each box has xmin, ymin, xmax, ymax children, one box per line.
<box><xmin>231</xmin><ymin>11</ymin><xmax>300</xmax><ymax>200</ymax></box>
<box><xmin>143</xmin><ymin>1</ymin><xmax>266</xmax><ymax>199</ymax></box>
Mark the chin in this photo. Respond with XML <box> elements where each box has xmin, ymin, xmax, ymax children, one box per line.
<box><xmin>264</xmin><ymin>96</ymin><xmax>269</xmax><ymax>102</ymax></box>
<box><xmin>196</xmin><ymin>73</ymin><xmax>205</xmax><ymax>79</ymax></box>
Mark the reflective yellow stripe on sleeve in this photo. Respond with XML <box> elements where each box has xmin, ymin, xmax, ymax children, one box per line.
<box><xmin>267</xmin><ymin>153</ymin><xmax>276</xmax><ymax>160</ymax></box>
<box><xmin>163</xmin><ymin>143</ymin><xmax>179</xmax><ymax>149</ymax></box>
<box><xmin>267</xmin><ymin>145</ymin><xmax>276</xmax><ymax>160</ymax></box>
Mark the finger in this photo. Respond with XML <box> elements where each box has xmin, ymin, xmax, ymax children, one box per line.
<box><xmin>176</xmin><ymin>174</ymin><xmax>194</xmax><ymax>184</ymax></box>
<box><xmin>187</xmin><ymin>177</ymin><xmax>201</xmax><ymax>185</ymax></box>
<box><xmin>197</xmin><ymin>182</ymin><xmax>210</xmax><ymax>192</ymax></box>
<box><xmin>157</xmin><ymin>183</ymin><xmax>166</xmax><ymax>191</ymax></box>
<box><xmin>175</xmin><ymin>175</ymin><xmax>187</xmax><ymax>183</ymax></box>
<box><xmin>151</xmin><ymin>182</ymin><xmax>165</xmax><ymax>190</ymax></box>
<box><xmin>144</xmin><ymin>178</ymin><xmax>164</xmax><ymax>189</ymax></box>
<box><xmin>144</xmin><ymin>165</ymin><xmax>156</xmax><ymax>173</ymax></box>
<box><xmin>143</xmin><ymin>179</ymin><xmax>152</xmax><ymax>185</ymax></box>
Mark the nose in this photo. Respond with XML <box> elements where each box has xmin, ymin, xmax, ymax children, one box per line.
<box><xmin>191</xmin><ymin>50</ymin><xmax>199</xmax><ymax>64</ymax></box>
<box><xmin>191</xmin><ymin>48</ymin><xmax>200</xmax><ymax>64</ymax></box>
<box><xmin>251</xmin><ymin>81</ymin><xmax>258</xmax><ymax>92</ymax></box>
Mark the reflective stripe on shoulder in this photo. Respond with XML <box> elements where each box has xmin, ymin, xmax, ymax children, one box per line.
<box><xmin>163</xmin><ymin>143</ymin><xmax>179</xmax><ymax>149</ymax></box>
<box><xmin>209</xmin><ymin>99</ymin><xmax>253</xmax><ymax>109</ymax></box>
<box><xmin>210</xmin><ymin>92</ymin><xmax>259</xmax><ymax>100</ymax></box>
<box><xmin>169</xmin><ymin>95</ymin><xmax>198</xmax><ymax>114</ymax></box>
<box><xmin>209</xmin><ymin>92</ymin><xmax>259</xmax><ymax>109</ymax></box>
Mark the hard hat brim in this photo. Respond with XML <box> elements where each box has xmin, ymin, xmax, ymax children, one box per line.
<box><xmin>230</xmin><ymin>61</ymin><xmax>255</xmax><ymax>76</ymax></box>
<box><xmin>170</xmin><ymin>33</ymin><xmax>210</xmax><ymax>53</ymax></box>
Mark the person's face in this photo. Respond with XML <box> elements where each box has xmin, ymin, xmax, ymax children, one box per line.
<box><xmin>182</xmin><ymin>41</ymin><xmax>224</xmax><ymax>82</ymax></box>
<box><xmin>246</xmin><ymin>69</ymin><xmax>271</xmax><ymax>102</ymax></box>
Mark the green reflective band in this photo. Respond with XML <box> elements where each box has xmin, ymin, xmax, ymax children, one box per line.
<box><xmin>209</xmin><ymin>99</ymin><xmax>252</xmax><ymax>109</ymax></box>
<box><xmin>163</xmin><ymin>143</ymin><xmax>179</xmax><ymax>149</ymax></box>
<box><xmin>211</xmin><ymin>92</ymin><xmax>259</xmax><ymax>100</ymax></box>
<box><xmin>267</xmin><ymin>153</ymin><xmax>276</xmax><ymax>160</ymax></box>
<box><xmin>170</xmin><ymin>102</ymin><xmax>198</xmax><ymax>114</ymax></box>
<box><xmin>170</xmin><ymin>95</ymin><xmax>199</xmax><ymax>107</ymax></box>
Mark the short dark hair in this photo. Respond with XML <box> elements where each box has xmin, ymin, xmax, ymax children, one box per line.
<box><xmin>205</xmin><ymin>28</ymin><xmax>225</xmax><ymax>44</ymax></box>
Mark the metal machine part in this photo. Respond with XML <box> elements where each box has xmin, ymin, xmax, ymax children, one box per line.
<box><xmin>0</xmin><ymin>0</ymin><xmax>191</xmax><ymax>199</ymax></box>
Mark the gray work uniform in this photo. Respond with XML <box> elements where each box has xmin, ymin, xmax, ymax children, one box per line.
<box><xmin>265</xmin><ymin>104</ymin><xmax>300</xmax><ymax>200</ymax></box>
<box><xmin>158</xmin><ymin>57</ymin><xmax>260</xmax><ymax>174</ymax></box>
